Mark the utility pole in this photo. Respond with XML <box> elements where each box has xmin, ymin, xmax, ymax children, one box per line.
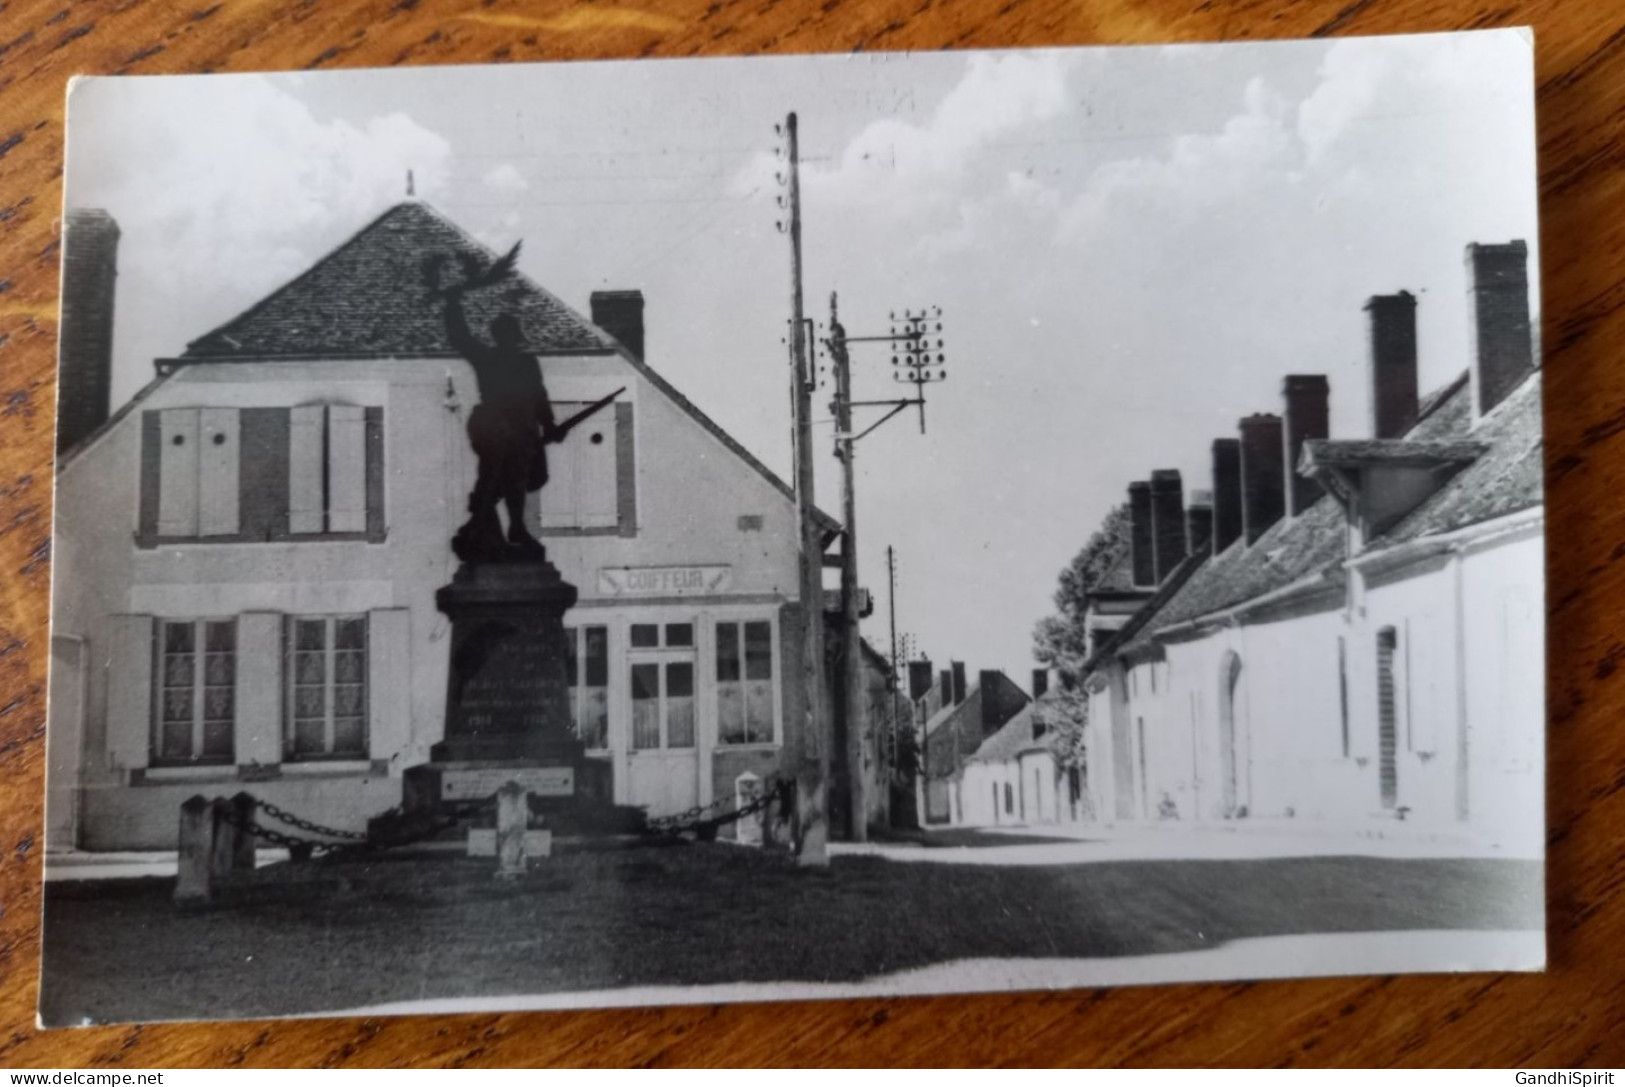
<box><xmin>887</xmin><ymin>545</ymin><xmax>903</xmax><ymax>786</ymax></box>
<box><xmin>830</xmin><ymin>293</ymin><xmax>867</xmax><ymax>842</ymax></box>
<box><xmin>776</xmin><ymin>112</ymin><xmax>828</xmax><ymax>866</ymax></box>
<box><xmin>826</xmin><ymin>305</ymin><xmax>947</xmax><ymax>841</ymax></box>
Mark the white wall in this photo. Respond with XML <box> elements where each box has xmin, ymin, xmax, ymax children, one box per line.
<box><xmin>51</xmin><ymin>350</ymin><xmax>809</xmax><ymax>849</ymax></box>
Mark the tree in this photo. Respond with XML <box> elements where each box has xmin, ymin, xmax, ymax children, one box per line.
<box><xmin>1031</xmin><ymin>503</ymin><xmax>1131</xmax><ymax>675</ymax></box>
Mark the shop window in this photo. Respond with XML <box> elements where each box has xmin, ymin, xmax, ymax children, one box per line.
<box><xmin>153</xmin><ymin>618</ymin><xmax>236</xmax><ymax>765</ymax></box>
<box><xmin>717</xmin><ymin>619</ymin><xmax>775</xmax><ymax>745</ymax></box>
<box><xmin>537</xmin><ymin>401</ymin><xmax>635</xmax><ymax>536</ymax></box>
<box><xmin>564</xmin><ymin>625</ymin><xmax>609</xmax><ymax>750</ymax></box>
<box><xmin>141</xmin><ymin>405</ymin><xmax>384</xmax><ymax>544</ymax></box>
<box><xmin>285</xmin><ymin>616</ymin><xmax>369</xmax><ymax>761</ymax></box>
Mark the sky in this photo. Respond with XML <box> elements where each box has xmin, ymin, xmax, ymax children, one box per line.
<box><xmin>62</xmin><ymin>29</ymin><xmax>1539</xmax><ymax>686</ymax></box>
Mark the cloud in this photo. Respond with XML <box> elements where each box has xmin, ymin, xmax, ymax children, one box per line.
<box><xmin>65</xmin><ymin>74</ymin><xmax>453</xmax><ymax>403</ymax></box>
<box><xmin>482</xmin><ymin>163</ymin><xmax>529</xmax><ymax>194</ymax></box>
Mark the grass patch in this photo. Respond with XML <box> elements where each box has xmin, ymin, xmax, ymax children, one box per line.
<box><xmin>39</xmin><ymin>841</ymin><xmax>1542</xmax><ymax>1025</ymax></box>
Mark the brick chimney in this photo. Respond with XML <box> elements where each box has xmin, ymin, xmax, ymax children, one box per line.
<box><xmin>1366</xmin><ymin>291</ymin><xmax>1418</xmax><ymax>439</ymax></box>
<box><xmin>1149</xmin><ymin>470</ymin><xmax>1186</xmax><ymax>582</ymax></box>
<box><xmin>1466</xmin><ymin>241</ymin><xmax>1535</xmax><ymax>417</ymax></box>
<box><xmin>908</xmin><ymin>659</ymin><xmax>934</xmax><ymax>702</ymax></box>
<box><xmin>1211</xmin><ymin>438</ymin><xmax>1242</xmax><ymax>554</ymax></box>
<box><xmin>1238</xmin><ymin>413</ymin><xmax>1284</xmax><ymax>545</ymax></box>
<box><xmin>1031</xmin><ymin>668</ymin><xmax>1049</xmax><ymax>701</ymax></box>
<box><xmin>57</xmin><ymin>209</ymin><xmax>120</xmax><ymax>454</ymax></box>
<box><xmin>590</xmin><ymin>289</ymin><xmax>645</xmax><ymax>361</ymax></box>
<box><xmin>979</xmin><ymin>670</ymin><xmax>1002</xmax><ymax>735</ymax></box>
<box><xmin>1281</xmin><ymin>374</ymin><xmax>1330</xmax><ymax>516</ymax></box>
<box><xmin>1186</xmin><ymin>489</ymin><xmax>1214</xmax><ymax>556</ymax></box>
<box><xmin>938</xmin><ymin>669</ymin><xmax>952</xmax><ymax>708</ymax></box>
<box><xmin>1128</xmin><ymin>481</ymin><xmax>1154</xmax><ymax>587</ymax></box>
<box><xmin>950</xmin><ymin>661</ymin><xmax>967</xmax><ymax>705</ymax></box>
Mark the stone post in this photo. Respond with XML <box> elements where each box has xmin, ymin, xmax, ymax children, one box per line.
<box><xmin>735</xmin><ymin>772</ymin><xmax>764</xmax><ymax>847</ymax></box>
<box><xmin>229</xmin><ymin>792</ymin><xmax>259</xmax><ymax>872</ymax></box>
<box><xmin>495</xmin><ymin>781</ymin><xmax>529</xmax><ymax>880</ymax></box>
<box><xmin>174</xmin><ymin>795</ymin><xmax>215</xmax><ymax>906</ymax></box>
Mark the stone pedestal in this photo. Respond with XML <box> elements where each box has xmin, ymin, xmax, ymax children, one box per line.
<box><xmin>397</xmin><ymin>560</ymin><xmax>613</xmax><ymax>829</ymax></box>
<box><xmin>432</xmin><ymin>560</ymin><xmax>580</xmax><ymax>763</ymax></box>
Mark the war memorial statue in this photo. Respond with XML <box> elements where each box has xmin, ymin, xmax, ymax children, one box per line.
<box><xmin>393</xmin><ymin>244</ymin><xmax>617</xmax><ymax>824</ymax></box>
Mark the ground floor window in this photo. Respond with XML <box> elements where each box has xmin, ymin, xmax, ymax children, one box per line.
<box><xmin>716</xmin><ymin>619</ymin><xmax>774</xmax><ymax>744</ymax></box>
<box><xmin>285</xmin><ymin>615</ymin><xmax>368</xmax><ymax>760</ymax></box>
<box><xmin>154</xmin><ymin>618</ymin><xmax>236</xmax><ymax>764</ymax></box>
<box><xmin>565</xmin><ymin>625</ymin><xmax>609</xmax><ymax>749</ymax></box>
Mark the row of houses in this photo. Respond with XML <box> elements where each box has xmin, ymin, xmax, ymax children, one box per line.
<box><xmin>47</xmin><ymin>200</ymin><xmax>902</xmax><ymax>851</ymax></box>
<box><xmin>1071</xmin><ymin>240</ymin><xmax>1544</xmax><ymax>843</ymax></box>
<box><xmin>923</xmin><ymin>239</ymin><xmax>1541</xmax><ymax>847</ymax></box>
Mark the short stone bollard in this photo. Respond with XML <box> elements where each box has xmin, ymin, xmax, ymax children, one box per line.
<box><xmin>494</xmin><ymin>781</ymin><xmax>530</xmax><ymax>881</ymax></box>
<box><xmin>174</xmin><ymin>795</ymin><xmax>217</xmax><ymax>906</ymax></box>
<box><xmin>735</xmin><ymin>772</ymin><xmax>764</xmax><ymax>847</ymax></box>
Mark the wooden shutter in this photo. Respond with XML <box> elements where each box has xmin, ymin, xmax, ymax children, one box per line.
<box><xmin>615</xmin><ymin>401</ymin><xmax>637</xmax><ymax>537</ymax></box>
<box><xmin>198</xmin><ymin>407</ymin><xmax>241</xmax><ymax>536</ymax></box>
<box><xmin>105</xmin><ymin>614</ymin><xmax>154</xmax><ymax>771</ymax></box>
<box><xmin>327</xmin><ymin>404</ymin><xmax>368</xmax><ymax>533</ymax></box>
<box><xmin>234</xmin><ymin>612</ymin><xmax>283</xmax><ymax>766</ymax></box>
<box><xmin>288</xmin><ymin>405</ymin><xmax>326</xmax><ymax>534</ymax></box>
<box><xmin>538</xmin><ymin>405</ymin><xmax>581</xmax><ymax>529</ymax></box>
<box><xmin>367</xmin><ymin>608</ymin><xmax>411</xmax><ymax>761</ymax></box>
<box><xmin>156</xmin><ymin>408</ymin><xmax>200</xmax><ymax>537</ymax></box>
<box><xmin>577</xmin><ymin>408</ymin><xmax>618</xmax><ymax>529</ymax></box>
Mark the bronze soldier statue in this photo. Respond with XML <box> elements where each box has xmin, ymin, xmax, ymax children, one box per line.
<box><xmin>425</xmin><ymin>246</ymin><xmax>556</xmax><ymax>563</ymax></box>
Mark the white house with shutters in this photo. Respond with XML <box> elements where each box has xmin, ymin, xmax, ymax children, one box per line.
<box><xmin>1079</xmin><ymin>241</ymin><xmax>1543</xmax><ymax>849</ymax></box>
<box><xmin>47</xmin><ymin>201</ymin><xmax>832</xmax><ymax>851</ymax></box>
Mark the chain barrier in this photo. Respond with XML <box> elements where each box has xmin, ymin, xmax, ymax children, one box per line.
<box><xmin>219</xmin><ymin>776</ymin><xmax>794</xmax><ymax>858</ymax></box>
<box><xmin>253</xmin><ymin>797</ymin><xmax>371</xmax><ymax>841</ymax></box>
<box><xmin>218</xmin><ymin>795</ymin><xmax>492</xmax><ymax>859</ymax></box>
<box><xmin>641</xmin><ymin>777</ymin><xmax>793</xmax><ymax>839</ymax></box>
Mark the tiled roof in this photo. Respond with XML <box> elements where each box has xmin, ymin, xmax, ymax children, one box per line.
<box><xmin>183</xmin><ymin>202</ymin><xmax>614</xmax><ymax>359</ymax></box>
<box><xmin>968</xmin><ymin>701</ymin><xmax>1046</xmax><ymax>764</ymax></box>
<box><xmin>1378</xmin><ymin>371</ymin><xmax>1543</xmax><ymax>544</ymax></box>
<box><xmin>1114</xmin><ymin>369</ymin><xmax>1542</xmax><ymax>652</ymax></box>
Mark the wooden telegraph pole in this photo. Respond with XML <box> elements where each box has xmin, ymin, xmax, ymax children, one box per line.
<box><xmin>778</xmin><ymin>113</ymin><xmax>828</xmax><ymax>866</ymax></box>
<box><xmin>829</xmin><ymin>293</ymin><xmax>867</xmax><ymax>842</ymax></box>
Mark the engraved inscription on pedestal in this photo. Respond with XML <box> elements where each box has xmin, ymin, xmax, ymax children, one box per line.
<box><xmin>440</xmin><ymin>765</ymin><xmax>574</xmax><ymax>801</ymax></box>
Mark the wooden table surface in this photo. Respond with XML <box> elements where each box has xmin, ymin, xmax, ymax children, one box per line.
<box><xmin>1</xmin><ymin>0</ymin><xmax>1622</xmax><ymax>1068</ymax></box>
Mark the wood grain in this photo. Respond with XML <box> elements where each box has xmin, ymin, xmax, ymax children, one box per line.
<box><xmin>1</xmin><ymin>0</ymin><xmax>1621</xmax><ymax>1068</ymax></box>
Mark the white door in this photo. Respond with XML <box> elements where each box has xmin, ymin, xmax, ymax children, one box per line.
<box><xmin>625</xmin><ymin>649</ymin><xmax>700</xmax><ymax>818</ymax></box>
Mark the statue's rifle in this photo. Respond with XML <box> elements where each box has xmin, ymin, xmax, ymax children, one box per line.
<box><xmin>550</xmin><ymin>387</ymin><xmax>626</xmax><ymax>444</ymax></box>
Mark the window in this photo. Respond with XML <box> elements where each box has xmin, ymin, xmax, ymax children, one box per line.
<box><xmin>564</xmin><ymin>625</ymin><xmax>609</xmax><ymax>749</ymax></box>
<box><xmin>153</xmin><ymin>619</ymin><xmax>235</xmax><ymax>764</ymax></box>
<box><xmin>141</xmin><ymin>405</ymin><xmax>383</xmax><ymax>544</ymax></box>
<box><xmin>1003</xmin><ymin>782</ymin><xmax>1013</xmax><ymax>815</ymax></box>
<box><xmin>717</xmin><ymin>619</ymin><xmax>775</xmax><ymax>745</ymax></box>
<box><xmin>285</xmin><ymin>616</ymin><xmax>368</xmax><ymax>760</ymax></box>
<box><xmin>536</xmin><ymin>401</ymin><xmax>634</xmax><ymax>535</ymax></box>
<box><xmin>629</xmin><ymin>660</ymin><xmax>696</xmax><ymax>750</ymax></box>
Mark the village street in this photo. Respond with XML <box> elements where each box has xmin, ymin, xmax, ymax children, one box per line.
<box><xmin>40</xmin><ymin>828</ymin><xmax>1542</xmax><ymax>1025</ymax></box>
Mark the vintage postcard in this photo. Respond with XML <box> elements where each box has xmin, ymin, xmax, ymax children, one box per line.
<box><xmin>42</xmin><ymin>29</ymin><xmax>1543</xmax><ymax>1026</ymax></box>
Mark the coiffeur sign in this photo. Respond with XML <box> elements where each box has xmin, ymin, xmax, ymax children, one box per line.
<box><xmin>597</xmin><ymin>565</ymin><xmax>733</xmax><ymax>597</ymax></box>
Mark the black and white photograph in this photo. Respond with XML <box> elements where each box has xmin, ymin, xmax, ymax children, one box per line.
<box><xmin>41</xmin><ymin>28</ymin><xmax>1544</xmax><ymax>1026</ymax></box>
